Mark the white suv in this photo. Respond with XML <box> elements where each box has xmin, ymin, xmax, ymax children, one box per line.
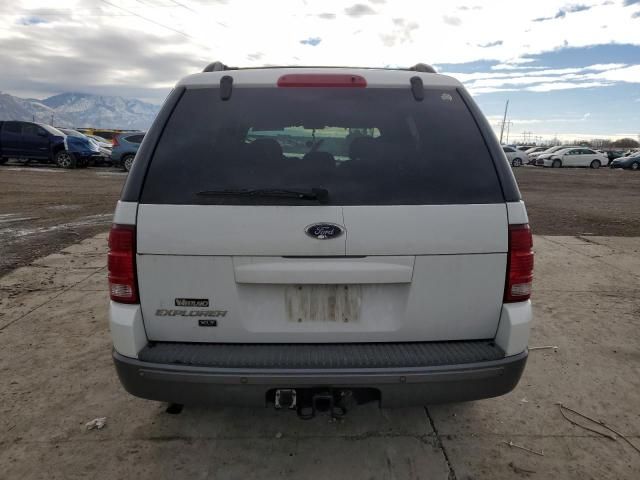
<box><xmin>108</xmin><ymin>63</ymin><xmax>533</xmax><ymax>412</ymax></box>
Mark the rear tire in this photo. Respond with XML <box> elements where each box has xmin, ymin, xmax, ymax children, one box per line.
<box><xmin>631</xmin><ymin>161</ymin><xmax>639</xmax><ymax>171</ymax></box>
<box><xmin>122</xmin><ymin>154</ymin><xmax>135</xmax><ymax>172</ymax></box>
<box><xmin>552</xmin><ymin>159</ymin><xmax>562</xmax><ymax>168</ymax></box>
<box><xmin>55</xmin><ymin>151</ymin><xmax>76</xmax><ymax>169</ymax></box>
<box><xmin>590</xmin><ymin>160</ymin><xmax>601</xmax><ymax>169</ymax></box>
<box><xmin>512</xmin><ymin>158</ymin><xmax>522</xmax><ymax>167</ymax></box>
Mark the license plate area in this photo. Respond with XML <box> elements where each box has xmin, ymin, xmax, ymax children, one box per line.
<box><xmin>285</xmin><ymin>285</ymin><xmax>362</xmax><ymax>323</ymax></box>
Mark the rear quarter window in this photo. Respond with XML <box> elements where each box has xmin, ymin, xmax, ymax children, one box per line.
<box><xmin>141</xmin><ymin>87</ymin><xmax>504</xmax><ymax>205</ymax></box>
<box><xmin>125</xmin><ymin>134</ymin><xmax>144</xmax><ymax>144</ymax></box>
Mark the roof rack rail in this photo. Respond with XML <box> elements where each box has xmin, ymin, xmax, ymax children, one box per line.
<box><xmin>203</xmin><ymin>61</ymin><xmax>236</xmax><ymax>72</ymax></box>
<box><xmin>202</xmin><ymin>62</ymin><xmax>437</xmax><ymax>73</ymax></box>
<box><xmin>409</xmin><ymin>63</ymin><xmax>437</xmax><ymax>73</ymax></box>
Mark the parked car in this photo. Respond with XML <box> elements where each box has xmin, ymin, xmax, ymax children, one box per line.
<box><xmin>76</xmin><ymin>128</ymin><xmax>125</xmax><ymax>142</ymax></box>
<box><xmin>525</xmin><ymin>146</ymin><xmax>546</xmax><ymax>155</ymax></box>
<box><xmin>86</xmin><ymin>134</ymin><xmax>113</xmax><ymax>149</ymax></box>
<box><xmin>502</xmin><ymin>145</ymin><xmax>527</xmax><ymax>167</ymax></box>
<box><xmin>524</xmin><ymin>147</ymin><xmax>547</xmax><ymax>165</ymax></box>
<box><xmin>610</xmin><ymin>151</ymin><xmax>640</xmax><ymax>170</ymax></box>
<box><xmin>0</xmin><ymin>121</ymin><xmax>101</xmax><ymax>168</ymax></box>
<box><xmin>536</xmin><ymin>147</ymin><xmax>607</xmax><ymax>168</ymax></box>
<box><xmin>111</xmin><ymin>132</ymin><xmax>144</xmax><ymax>171</ymax></box>
<box><xmin>59</xmin><ymin>128</ymin><xmax>111</xmax><ymax>165</ymax></box>
<box><xmin>529</xmin><ymin>145</ymin><xmax>565</xmax><ymax>163</ymax></box>
<box><xmin>108</xmin><ymin>62</ymin><xmax>533</xmax><ymax>411</ymax></box>
<box><xmin>604</xmin><ymin>150</ymin><xmax>625</xmax><ymax>161</ymax></box>
<box><xmin>86</xmin><ymin>134</ymin><xmax>113</xmax><ymax>165</ymax></box>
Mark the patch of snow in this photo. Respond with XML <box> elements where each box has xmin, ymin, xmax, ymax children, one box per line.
<box><xmin>0</xmin><ymin>216</ymin><xmax>39</xmax><ymax>225</ymax></box>
<box><xmin>46</xmin><ymin>205</ymin><xmax>82</xmax><ymax>211</ymax></box>
<box><xmin>0</xmin><ymin>213</ymin><xmax>113</xmax><ymax>240</ymax></box>
<box><xmin>4</xmin><ymin>167</ymin><xmax>64</xmax><ymax>173</ymax></box>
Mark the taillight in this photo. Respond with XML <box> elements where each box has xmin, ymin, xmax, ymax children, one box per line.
<box><xmin>112</xmin><ymin>136</ymin><xmax>120</xmax><ymax>147</ymax></box>
<box><xmin>504</xmin><ymin>224</ymin><xmax>534</xmax><ymax>303</ymax></box>
<box><xmin>277</xmin><ymin>74</ymin><xmax>367</xmax><ymax>88</ymax></box>
<box><xmin>108</xmin><ymin>224</ymin><xmax>138</xmax><ymax>304</ymax></box>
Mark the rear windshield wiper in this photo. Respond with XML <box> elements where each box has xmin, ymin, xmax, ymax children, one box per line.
<box><xmin>196</xmin><ymin>188</ymin><xmax>329</xmax><ymax>203</ymax></box>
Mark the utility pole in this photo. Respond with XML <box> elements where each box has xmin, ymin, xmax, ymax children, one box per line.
<box><xmin>499</xmin><ymin>100</ymin><xmax>509</xmax><ymax>144</ymax></box>
<box><xmin>505</xmin><ymin>121</ymin><xmax>513</xmax><ymax>144</ymax></box>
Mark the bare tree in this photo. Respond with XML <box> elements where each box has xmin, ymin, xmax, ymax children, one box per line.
<box><xmin>612</xmin><ymin>138</ymin><xmax>640</xmax><ymax>148</ymax></box>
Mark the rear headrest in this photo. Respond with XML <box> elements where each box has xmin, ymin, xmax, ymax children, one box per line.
<box><xmin>246</xmin><ymin>138</ymin><xmax>283</xmax><ymax>161</ymax></box>
<box><xmin>303</xmin><ymin>151</ymin><xmax>335</xmax><ymax>165</ymax></box>
<box><xmin>349</xmin><ymin>136</ymin><xmax>377</xmax><ymax>161</ymax></box>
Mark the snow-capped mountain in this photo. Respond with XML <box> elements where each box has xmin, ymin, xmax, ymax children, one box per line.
<box><xmin>0</xmin><ymin>92</ymin><xmax>160</xmax><ymax>130</ymax></box>
<box><xmin>0</xmin><ymin>92</ymin><xmax>71</xmax><ymax>126</ymax></box>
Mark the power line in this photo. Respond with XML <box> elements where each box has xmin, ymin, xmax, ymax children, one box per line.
<box><xmin>0</xmin><ymin>10</ymin><xmax>131</xmax><ymax>17</ymax></box>
<box><xmin>100</xmin><ymin>0</ymin><xmax>198</xmax><ymax>40</ymax></box>
<box><xmin>169</xmin><ymin>0</ymin><xmax>198</xmax><ymax>13</ymax></box>
<box><xmin>100</xmin><ymin>0</ymin><xmax>220</xmax><ymax>55</ymax></box>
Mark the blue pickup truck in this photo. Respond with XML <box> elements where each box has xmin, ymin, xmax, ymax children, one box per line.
<box><xmin>0</xmin><ymin>120</ymin><xmax>101</xmax><ymax>168</ymax></box>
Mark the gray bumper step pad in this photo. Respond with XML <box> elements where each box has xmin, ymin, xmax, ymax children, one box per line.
<box><xmin>139</xmin><ymin>341</ymin><xmax>504</xmax><ymax>369</ymax></box>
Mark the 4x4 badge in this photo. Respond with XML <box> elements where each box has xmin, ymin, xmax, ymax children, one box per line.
<box><xmin>305</xmin><ymin>223</ymin><xmax>345</xmax><ymax>240</ymax></box>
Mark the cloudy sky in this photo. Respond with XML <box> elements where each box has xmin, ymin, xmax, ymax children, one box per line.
<box><xmin>2</xmin><ymin>0</ymin><xmax>640</xmax><ymax>140</ymax></box>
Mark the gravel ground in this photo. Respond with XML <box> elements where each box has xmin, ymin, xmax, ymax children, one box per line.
<box><xmin>0</xmin><ymin>161</ymin><xmax>639</xmax><ymax>478</ymax></box>
<box><xmin>513</xmin><ymin>166</ymin><xmax>640</xmax><ymax>237</ymax></box>
<box><xmin>0</xmin><ymin>162</ymin><xmax>125</xmax><ymax>276</ymax></box>
<box><xmin>0</xmin><ymin>233</ymin><xmax>638</xmax><ymax>479</ymax></box>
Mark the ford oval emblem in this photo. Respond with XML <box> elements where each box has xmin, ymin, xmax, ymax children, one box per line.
<box><xmin>305</xmin><ymin>223</ymin><xmax>345</xmax><ymax>240</ymax></box>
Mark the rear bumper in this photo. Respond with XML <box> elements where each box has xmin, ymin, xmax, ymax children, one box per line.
<box><xmin>113</xmin><ymin>349</ymin><xmax>527</xmax><ymax>407</ymax></box>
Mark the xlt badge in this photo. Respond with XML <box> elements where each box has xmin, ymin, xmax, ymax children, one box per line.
<box><xmin>198</xmin><ymin>319</ymin><xmax>218</xmax><ymax>327</ymax></box>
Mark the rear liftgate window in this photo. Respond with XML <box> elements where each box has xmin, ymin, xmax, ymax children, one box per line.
<box><xmin>141</xmin><ymin>87</ymin><xmax>503</xmax><ymax>205</ymax></box>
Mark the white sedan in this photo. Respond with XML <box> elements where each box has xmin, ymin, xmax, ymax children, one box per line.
<box><xmin>536</xmin><ymin>147</ymin><xmax>608</xmax><ymax>169</ymax></box>
<box><xmin>502</xmin><ymin>146</ymin><xmax>527</xmax><ymax>167</ymax></box>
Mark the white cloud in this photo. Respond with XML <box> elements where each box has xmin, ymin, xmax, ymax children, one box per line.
<box><xmin>589</xmin><ymin>64</ymin><xmax>640</xmax><ymax>83</ymax></box>
<box><xmin>503</xmin><ymin>132</ymin><xmax>640</xmax><ymax>142</ymax></box>
<box><xmin>586</xmin><ymin>63</ymin><xmax>628</xmax><ymax>71</ymax></box>
<box><xmin>486</xmin><ymin>115</ymin><xmax>543</xmax><ymax>125</ymax></box>
<box><xmin>0</xmin><ymin>0</ymin><xmax>638</xmax><ymax>103</ymax></box>
<box><xmin>443</xmin><ymin>63</ymin><xmax>640</xmax><ymax>94</ymax></box>
<box><xmin>2</xmin><ymin>0</ymin><xmax>638</xmax><ymax>70</ymax></box>
<box><xmin>526</xmin><ymin>81</ymin><xmax>611</xmax><ymax>92</ymax></box>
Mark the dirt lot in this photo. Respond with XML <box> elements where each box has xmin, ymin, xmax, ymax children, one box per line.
<box><xmin>514</xmin><ymin>167</ymin><xmax>640</xmax><ymax>237</ymax></box>
<box><xmin>0</xmin><ymin>162</ymin><xmax>124</xmax><ymax>276</ymax></box>
<box><xmin>1</xmin><ymin>162</ymin><xmax>639</xmax><ymax>277</ymax></box>
<box><xmin>0</xmin><ymin>162</ymin><xmax>639</xmax><ymax>478</ymax></box>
